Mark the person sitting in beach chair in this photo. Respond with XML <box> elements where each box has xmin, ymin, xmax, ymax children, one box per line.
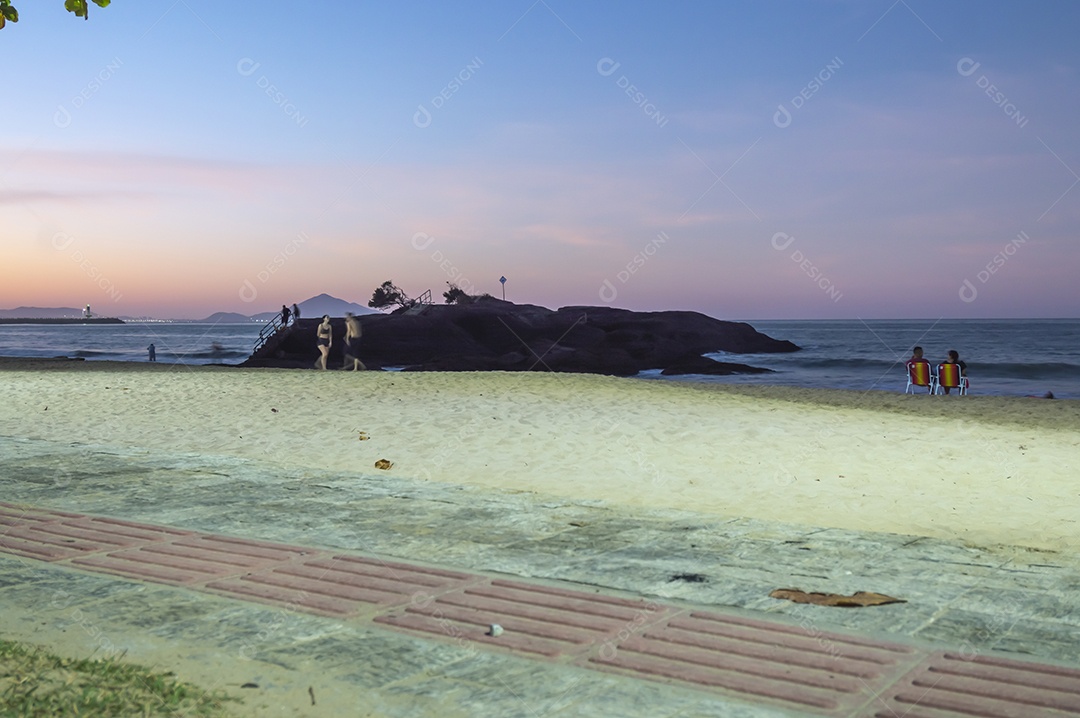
<box><xmin>936</xmin><ymin>350</ymin><xmax>968</xmax><ymax>395</ymax></box>
<box><xmin>905</xmin><ymin>346</ymin><xmax>933</xmax><ymax>394</ymax></box>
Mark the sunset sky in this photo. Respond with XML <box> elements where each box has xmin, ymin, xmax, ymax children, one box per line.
<box><xmin>3</xmin><ymin>1</ymin><xmax>1078</xmax><ymax>319</ymax></box>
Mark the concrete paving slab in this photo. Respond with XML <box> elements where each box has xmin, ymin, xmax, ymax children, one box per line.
<box><xmin>5</xmin><ymin>435</ymin><xmax>1080</xmax><ymax>716</ymax></box>
<box><xmin>5</xmin><ymin>506</ymin><xmax>1080</xmax><ymax>717</ymax></box>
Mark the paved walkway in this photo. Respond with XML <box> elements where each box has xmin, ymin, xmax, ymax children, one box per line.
<box><xmin>3</xmin><ymin>436</ymin><xmax>1080</xmax><ymax>716</ymax></box>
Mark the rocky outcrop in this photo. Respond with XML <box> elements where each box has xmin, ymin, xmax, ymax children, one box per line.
<box><xmin>660</xmin><ymin>356</ymin><xmax>774</xmax><ymax>376</ymax></box>
<box><xmin>241</xmin><ymin>298</ymin><xmax>798</xmax><ymax>375</ymax></box>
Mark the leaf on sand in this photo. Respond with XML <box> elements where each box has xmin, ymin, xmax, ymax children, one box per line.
<box><xmin>769</xmin><ymin>588</ymin><xmax>905</xmax><ymax>607</ymax></box>
<box><xmin>374</xmin><ymin>459</ymin><xmax>393</xmax><ymax>470</ymax></box>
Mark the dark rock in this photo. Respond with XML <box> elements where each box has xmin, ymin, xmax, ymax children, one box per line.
<box><xmin>660</xmin><ymin>355</ymin><xmax>775</xmax><ymax>376</ymax></box>
<box><xmin>241</xmin><ymin>297</ymin><xmax>798</xmax><ymax>375</ymax></box>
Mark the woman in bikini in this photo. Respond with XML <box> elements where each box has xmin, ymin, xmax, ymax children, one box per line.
<box><xmin>316</xmin><ymin>315</ymin><xmax>332</xmax><ymax>370</ymax></box>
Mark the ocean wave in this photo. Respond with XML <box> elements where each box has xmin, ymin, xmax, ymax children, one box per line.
<box><xmin>967</xmin><ymin>361</ymin><xmax>1080</xmax><ymax>380</ymax></box>
<box><xmin>70</xmin><ymin>350</ymin><xmax>125</xmax><ymax>358</ymax></box>
<box><xmin>705</xmin><ymin>355</ymin><xmax>900</xmax><ymax>370</ymax></box>
<box><xmin>171</xmin><ymin>350</ymin><xmax>248</xmax><ymax>359</ymax></box>
<box><xmin>710</xmin><ymin>354</ymin><xmax>1080</xmax><ymax>379</ymax></box>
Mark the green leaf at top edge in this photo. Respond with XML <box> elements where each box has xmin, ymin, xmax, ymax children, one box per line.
<box><xmin>65</xmin><ymin>0</ymin><xmax>88</xmax><ymax>18</ymax></box>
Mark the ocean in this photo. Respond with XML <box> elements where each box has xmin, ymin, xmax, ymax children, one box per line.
<box><xmin>0</xmin><ymin>318</ymin><xmax>1078</xmax><ymax>399</ymax></box>
<box><xmin>0</xmin><ymin>322</ymin><xmax>258</xmax><ymax>365</ymax></box>
<box><xmin>653</xmin><ymin>318</ymin><xmax>1080</xmax><ymax>400</ymax></box>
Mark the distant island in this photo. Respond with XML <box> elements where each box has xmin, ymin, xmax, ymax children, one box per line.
<box><xmin>0</xmin><ymin>317</ymin><xmax>124</xmax><ymax>325</ymax></box>
<box><xmin>0</xmin><ymin>306</ymin><xmax>124</xmax><ymax>324</ymax></box>
<box><xmin>0</xmin><ymin>294</ymin><xmax>376</xmax><ymax>324</ymax></box>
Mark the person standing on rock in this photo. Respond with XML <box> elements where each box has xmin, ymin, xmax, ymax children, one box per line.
<box><xmin>291</xmin><ymin>303</ymin><xmax>300</xmax><ymax>325</ymax></box>
<box><xmin>316</xmin><ymin>315</ymin><xmax>332</xmax><ymax>370</ymax></box>
<box><xmin>343</xmin><ymin>312</ymin><xmax>366</xmax><ymax>371</ymax></box>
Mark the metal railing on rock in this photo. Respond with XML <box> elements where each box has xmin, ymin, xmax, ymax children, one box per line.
<box><xmin>253</xmin><ymin>314</ymin><xmax>286</xmax><ymax>354</ymax></box>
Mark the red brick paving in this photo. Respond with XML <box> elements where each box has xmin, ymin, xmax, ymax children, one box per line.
<box><xmin>589</xmin><ymin>611</ymin><xmax>921</xmax><ymax>714</ymax></box>
<box><xmin>0</xmin><ymin>504</ymin><xmax>190</xmax><ymax>561</ymax></box>
<box><xmin>2</xmin><ymin>501</ymin><xmax>1079</xmax><ymax>717</ymax></box>
<box><xmin>874</xmin><ymin>651</ymin><xmax>1080</xmax><ymax>717</ymax></box>
<box><xmin>375</xmin><ymin>577</ymin><xmax>673</xmax><ymax>658</ymax></box>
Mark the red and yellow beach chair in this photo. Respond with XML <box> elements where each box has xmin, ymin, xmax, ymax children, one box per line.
<box><xmin>905</xmin><ymin>360</ymin><xmax>934</xmax><ymax>394</ymax></box>
<box><xmin>935</xmin><ymin>363</ymin><xmax>968</xmax><ymax>395</ymax></box>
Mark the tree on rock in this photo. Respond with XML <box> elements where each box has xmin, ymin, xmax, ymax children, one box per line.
<box><xmin>368</xmin><ymin>280</ymin><xmax>411</xmax><ymax>310</ymax></box>
<box><xmin>443</xmin><ymin>282</ymin><xmax>472</xmax><ymax>305</ymax></box>
<box><xmin>0</xmin><ymin>0</ymin><xmax>110</xmax><ymax>29</ymax></box>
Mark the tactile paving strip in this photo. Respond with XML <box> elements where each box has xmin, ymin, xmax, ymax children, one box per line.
<box><xmin>874</xmin><ymin>651</ymin><xmax>1080</xmax><ymax>717</ymax></box>
<box><xmin>0</xmin><ymin>505</ymin><xmax>190</xmax><ymax>561</ymax></box>
<box><xmin>588</xmin><ymin>610</ymin><xmax>920</xmax><ymax>714</ymax></box>
<box><xmin>375</xmin><ymin>578</ymin><xmax>673</xmax><ymax>658</ymax></box>
<box><xmin>205</xmin><ymin>554</ymin><xmax>479</xmax><ymax>618</ymax></box>
<box><xmin>3</xmin><ymin>502</ymin><xmax>1079</xmax><ymax>717</ymax></box>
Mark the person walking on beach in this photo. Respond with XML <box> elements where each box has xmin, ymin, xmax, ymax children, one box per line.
<box><xmin>941</xmin><ymin>349</ymin><xmax>968</xmax><ymax>395</ymax></box>
<box><xmin>316</xmin><ymin>315</ymin><xmax>332</xmax><ymax>370</ymax></box>
<box><xmin>291</xmin><ymin>303</ymin><xmax>300</xmax><ymax>325</ymax></box>
<box><xmin>281</xmin><ymin>304</ymin><xmax>291</xmax><ymax>327</ymax></box>
<box><xmin>147</xmin><ymin>343</ymin><xmax>156</xmax><ymax>362</ymax></box>
<box><xmin>343</xmin><ymin>312</ymin><xmax>366</xmax><ymax>371</ymax></box>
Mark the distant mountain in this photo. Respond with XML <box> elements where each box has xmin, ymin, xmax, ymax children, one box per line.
<box><xmin>195</xmin><ymin>294</ymin><xmax>377</xmax><ymax>323</ymax></box>
<box><xmin>299</xmin><ymin>293</ymin><xmax>379</xmax><ymax>318</ymax></box>
<box><xmin>249</xmin><ymin>294</ymin><xmax>377</xmax><ymax>321</ymax></box>
<box><xmin>200</xmin><ymin>312</ymin><xmax>256</xmax><ymax>323</ymax></box>
<box><xmin>0</xmin><ymin>306</ymin><xmax>87</xmax><ymax>319</ymax></box>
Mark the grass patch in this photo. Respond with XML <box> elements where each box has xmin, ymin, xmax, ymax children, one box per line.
<box><xmin>0</xmin><ymin>638</ymin><xmax>239</xmax><ymax>717</ymax></box>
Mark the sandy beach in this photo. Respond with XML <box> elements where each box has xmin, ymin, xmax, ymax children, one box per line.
<box><xmin>1</xmin><ymin>358</ymin><xmax>1077</xmax><ymax>551</ymax></box>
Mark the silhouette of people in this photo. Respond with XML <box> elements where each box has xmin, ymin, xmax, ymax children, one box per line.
<box><xmin>343</xmin><ymin>312</ymin><xmax>366</xmax><ymax>371</ymax></box>
<box><xmin>291</xmin><ymin>303</ymin><xmax>300</xmax><ymax>325</ymax></box>
<box><xmin>147</xmin><ymin>343</ymin><xmax>156</xmax><ymax>362</ymax></box>
<box><xmin>281</xmin><ymin>304</ymin><xmax>291</xmax><ymax>327</ymax></box>
<box><xmin>316</xmin><ymin>315</ymin><xmax>332</xmax><ymax>370</ymax></box>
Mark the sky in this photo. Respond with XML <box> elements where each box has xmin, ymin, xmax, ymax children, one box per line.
<box><xmin>2</xmin><ymin>1</ymin><xmax>1078</xmax><ymax>319</ymax></box>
